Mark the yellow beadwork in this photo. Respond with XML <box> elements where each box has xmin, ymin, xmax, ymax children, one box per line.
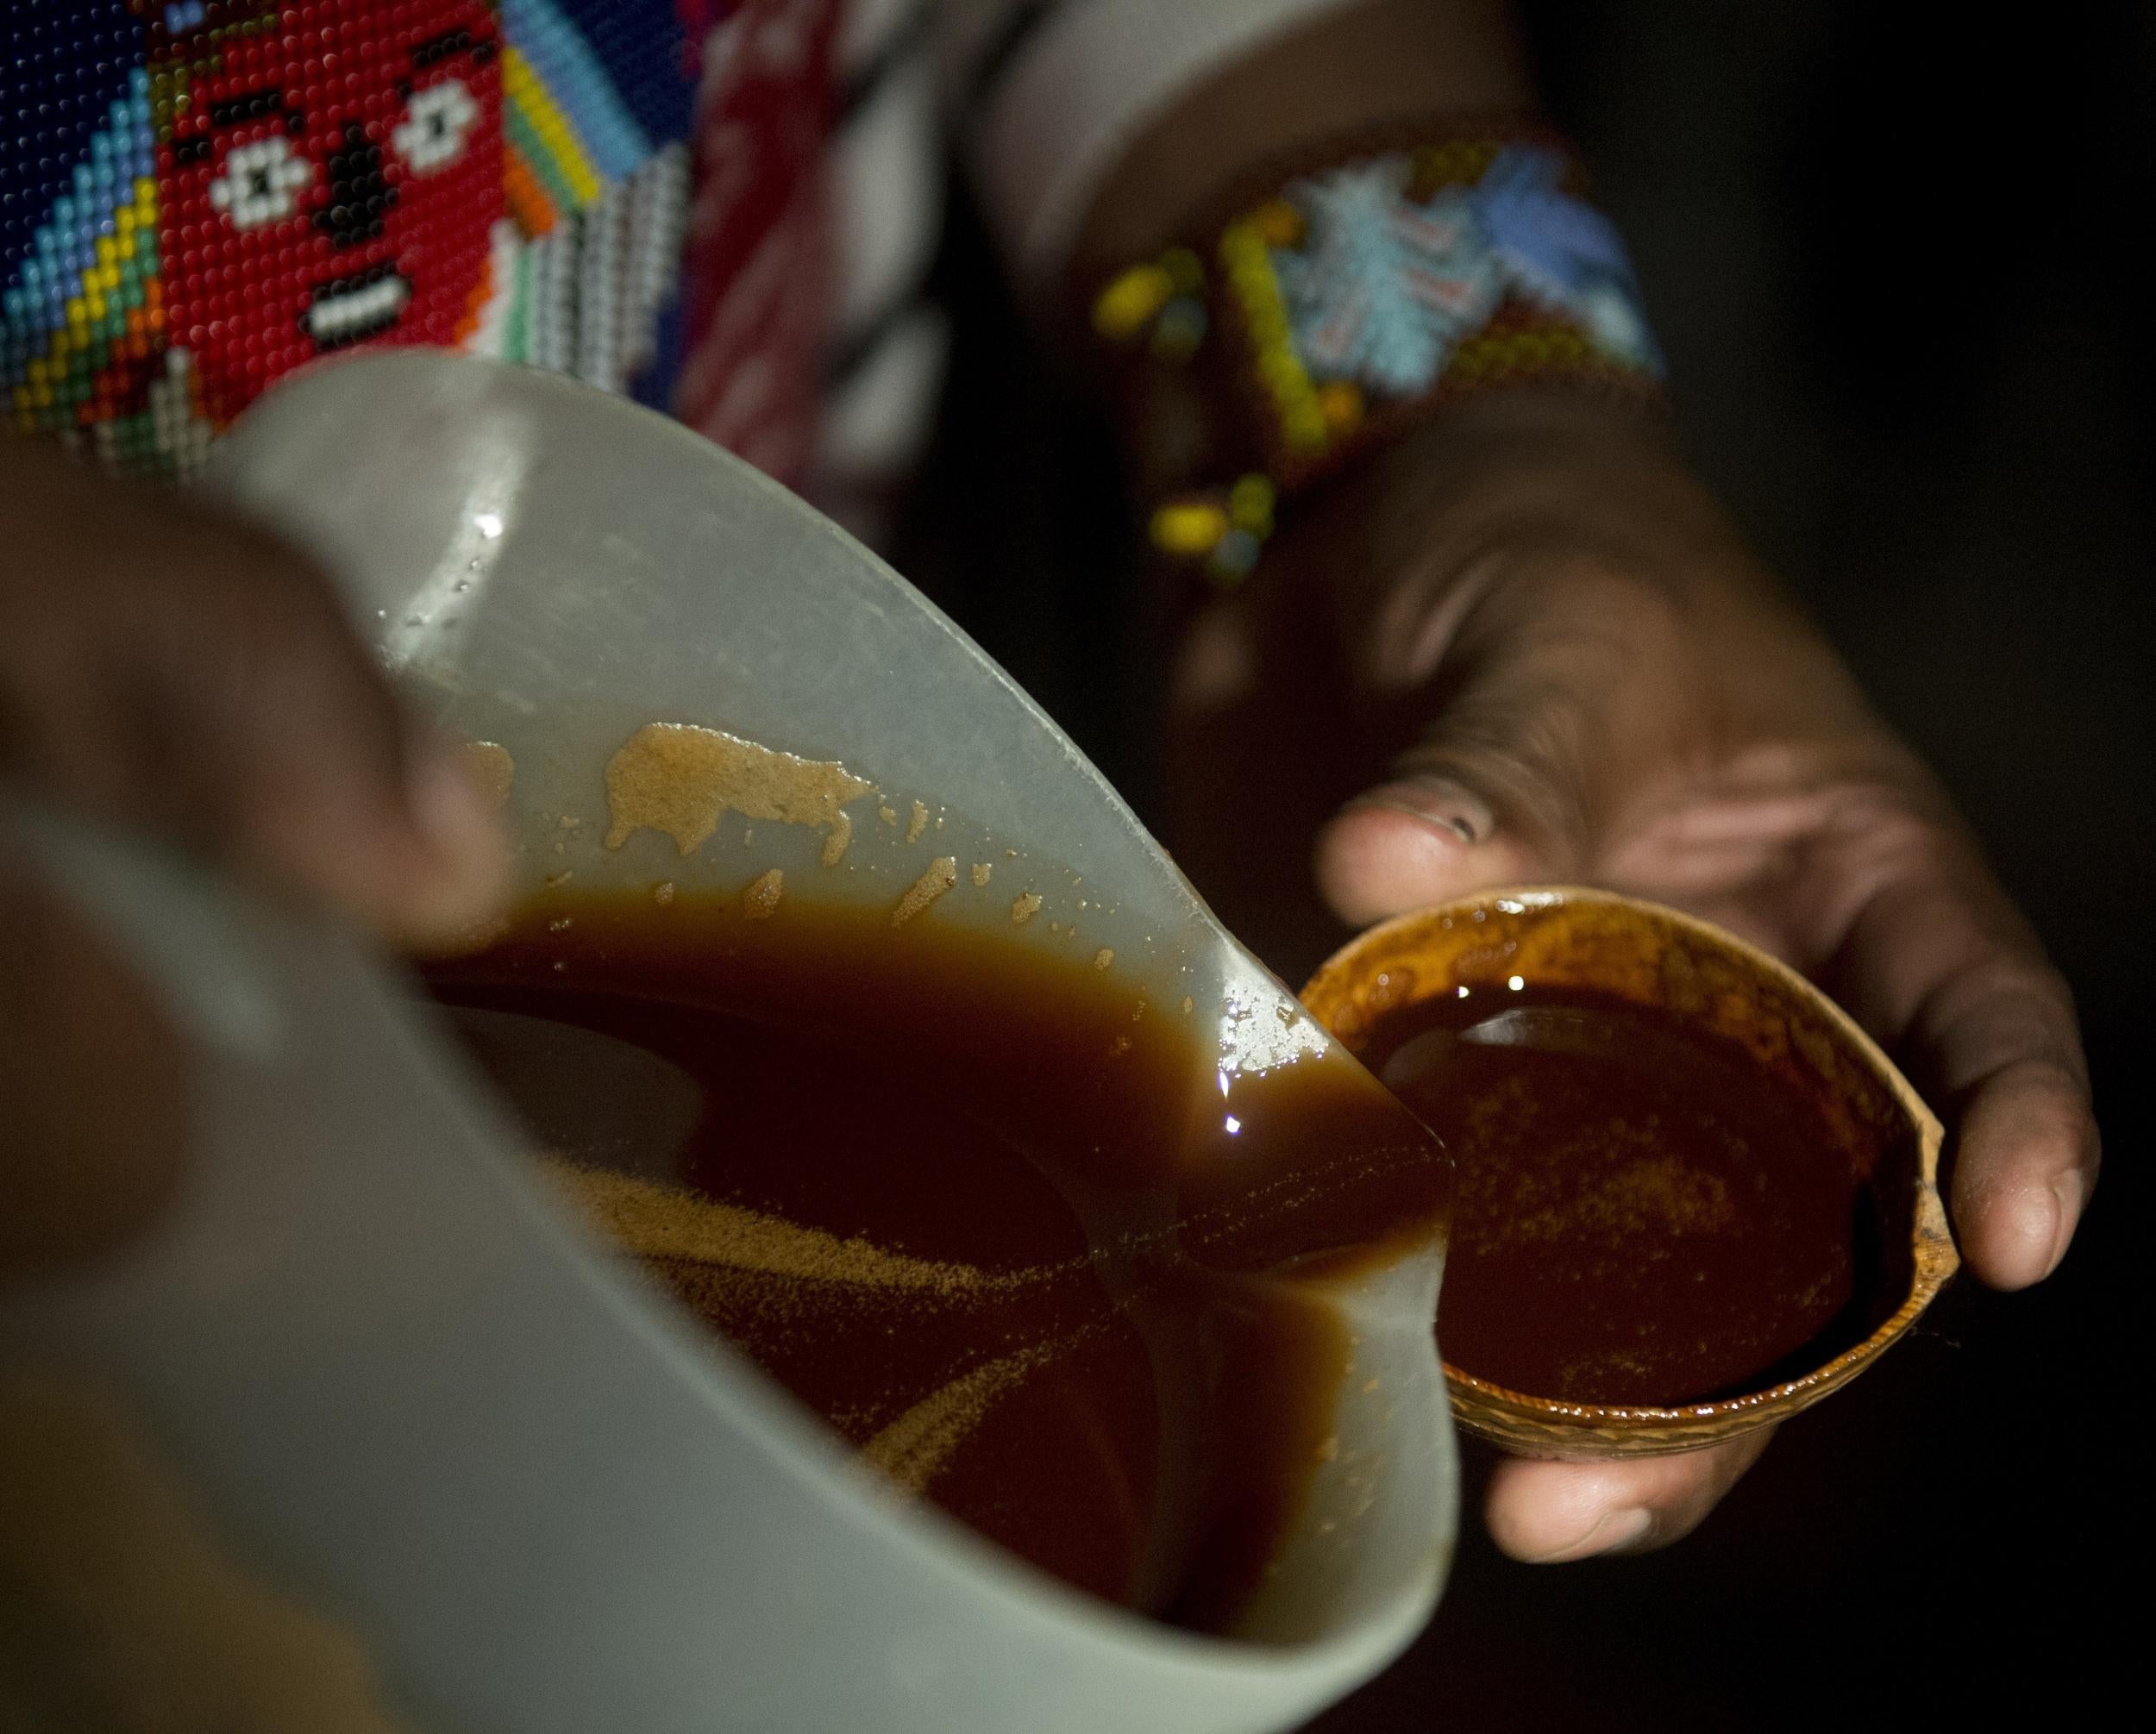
<box><xmin>1094</xmin><ymin>264</ymin><xmax>1175</xmax><ymax>341</ymax></box>
<box><xmin>1150</xmin><ymin>500</ymin><xmax>1230</xmax><ymax>554</ymax></box>
<box><xmin>504</xmin><ymin>47</ymin><xmax>603</xmax><ymax>208</ymax></box>
<box><xmin>1252</xmin><ymin>199</ymin><xmax>1303</xmax><ymax>247</ymax></box>
<box><xmin>1449</xmin><ymin>323</ymin><xmax>1607</xmax><ymax>385</ymax></box>
<box><xmin>1097</xmin><ymin>131</ymin><xmax>1660</xmax><ymax>588</ymax></box>
<box><xmin>1228</xmin><ymin>473</ymin><xmax>1275</xmax><ymax>535</ymax></box>
<box><xmin>1220</xmin><ymin>220</ymin><xmax>1327</xmax><ymax>452</ymax></box>
<box><xmin>1162</xmin><ymin>247</ymin><xmax>1206</xmax><ymax>295</ymax></box>
<box><xmin>9</xmin><ymin>177</ymin><xmax>159</xmax><ymax>429</ymax></box>
<box><xmin>1317</xmin><ymin>380</ymin><xmax>1363</xmax><ymax>434</ymax></box>
<box><xmin>1407</xmin><ymin>140</ymin><xmax>1501</xmax><ymax>199</ymax></box>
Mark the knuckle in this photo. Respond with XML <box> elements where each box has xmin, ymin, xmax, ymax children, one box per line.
<box><xmin>1926</xmin><ymin>989</ymin><xmax>2085</xmax><ymax>1093</ymax></box>
<box><xmin>1946</xmin><ymin>952</ymin><xmax>2079</xmax><ymax>1028</ymax></box>
<box><xmin>1495</xmin><ymin>553</ymin><xmax>1677</xmax><ymax>626</ymax></box>
<box><xmin>1469</xmin><ymin>557</ymin><xmax>1693</xmax><ymax>690</ymax></box>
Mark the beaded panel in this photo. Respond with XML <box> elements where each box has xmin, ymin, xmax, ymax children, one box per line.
<box><xmin>1093</xmin><ymin>133</ymin><xmax>1666</xmax><ymax>583</ymax></box>
<box><xmin>3</xmin><ymin>0</ymin><xmax>699</xmax><ymax>475</ymax></box>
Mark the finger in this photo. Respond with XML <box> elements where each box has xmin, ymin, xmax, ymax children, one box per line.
<box><xmin>0</xmin><ymin>856</ymin><xmax>189</xmax><ymax>1283</ymax></box>
<box><xmin>127</xmin><ymin>553</ymin><xmax>509</xmax><ymax>945</ymax></box>
<box><xmin>0</xmin><ymin>445</ymin><xmax>504</xmax><ymax>942</ymax></box>
<box><xmin>1315</xmin><ymin>561</ymin><xmax>1689</xmax><ymax>925</ymax></box>
<box><xmin>1809</xmin><ymin>811</ymin><xmax>2097</xmax><ymax>1288</ymax></box>
<box><xmin>1313</xmin><ymin>778</ymin><xmax>1545</xmax><ymax>928</ymax></box>
<box><xmin>1484</xmin><ymin>1426</ymin><xmax>1776</xmax><ymax>1562</ymax></box>
<box><xmin>1948</xmin><ymin>1061</ymin><xmax>2096</xmax><ymax>1288</ymax></box>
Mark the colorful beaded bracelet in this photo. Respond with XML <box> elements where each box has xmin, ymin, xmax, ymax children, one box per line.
<box><xmin>1092</xmin><ymin>124</ymin><xmax>1666</xmax><ymax>585</ymax></box>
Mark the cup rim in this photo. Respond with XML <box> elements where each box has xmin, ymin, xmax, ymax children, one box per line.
<box><xmin>1300</xmin><ymin>885</ymin><xmax>1959</xmax><ymax>1430</ymax></box>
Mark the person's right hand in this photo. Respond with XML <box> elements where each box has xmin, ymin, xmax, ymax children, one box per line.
<box><xmin>0</xmin><ymin>435</ymin><xmax>506</xmax><ymax>1281</ymax></box>
<box><xmin>1162</xmin><ymin>391</ymin><xmax>2096</xmax><ymax>1562</ymax></box>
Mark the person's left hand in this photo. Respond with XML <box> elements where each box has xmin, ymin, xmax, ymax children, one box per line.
<box><xmin>1161</xmin><ymin>389</ymin><xmax>2098</xmax><ymax>1562</ymax></box>
<box><xmin>0</xmin><ymin>433</ymin><xmax>507</xmax><ymax>1285</ymax></box>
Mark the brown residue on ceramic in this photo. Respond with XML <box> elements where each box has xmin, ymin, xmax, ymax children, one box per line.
<box><xmin>742</xmin><ymin>867</ymin><xmax>785</xmax><ymax>921</ymax></box>
<box><xmin>601</xmin><ymin>722</ymin><xmax>873</xmax><ymax>867</ymax></box>
<box><xmin>893</xmin><ymin>856</ymin><xmax>958</xmax><ymax>928</ymax></box>
<box><xmin>461</xmin><ymin>742</ymin><xmax>515</xmax><ymax>812</ymax></box>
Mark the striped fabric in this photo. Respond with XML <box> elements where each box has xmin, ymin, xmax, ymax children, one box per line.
<box><xmin>960</xmin><ymin>0</ymin><xmax>1363</xmax><ymax>282</ymax></box>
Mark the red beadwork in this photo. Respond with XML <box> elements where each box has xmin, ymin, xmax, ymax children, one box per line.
<box><xmin>155</xmin><ymin>0</ymin><xmax>505</xmax><ymax>423</ymax></box>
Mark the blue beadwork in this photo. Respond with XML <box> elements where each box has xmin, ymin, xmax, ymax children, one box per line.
<box><xmin>1</xmin><ymin>0</ymin><xmax>144</xmax><ymax>285</ymax></box>
<box><xmin>1470</xmin><ymin>145</ymin><xmax>1663</xmax><ymax>372</ymax></box>
<box><xmin>552</xmin><ymin>0</ymin><xmax>693</xmax><ymax>143</ymax></box>
<box><xmin>504</xmin><ymin>0</ymin><xmax>657</xmax><ymax>182</ymax></box>
<box><xmin>2</xmin><ymin>60</ymin><xmax>155</xmax><ymax>403</ymax></box>
<box><xmin>1470</xmin><ymin>147</ymin><xmax>1634</xmax><ymax>302</ymax></box>
<box><xmin>1270</xmin><ymin>146</ymin><xmax>1663</xmax><ymax>404</ymax></box>
<box><xmin>1275</xmin><ymin>160</ymin><xmax>1501</xmax><ymax>398</ymax></box>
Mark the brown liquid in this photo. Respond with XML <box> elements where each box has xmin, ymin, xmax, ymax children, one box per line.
<box><xmin>423</xmin><ymin>887</ymin><xmax>1448</xmax><ymax>1632</ymax></box>
<box><xmin>1363</xmin><ymin>982</ymin><xmax>1901</xmax><ymax>1408</ymax></box>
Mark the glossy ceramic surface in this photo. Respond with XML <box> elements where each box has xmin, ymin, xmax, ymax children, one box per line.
<box><xmin>0</xmin><ymin>353</ymin><xmax>1455</xmax><ymax>1732</ymax></box>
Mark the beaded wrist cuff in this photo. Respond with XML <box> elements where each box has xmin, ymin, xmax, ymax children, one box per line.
<box><xmin>1092</xmin><ymin>125</ymin><xmax>1665</xmax><ymax>583</ymax></box>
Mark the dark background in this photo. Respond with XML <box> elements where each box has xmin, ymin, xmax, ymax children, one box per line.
<box><xmin>893</xmin><ymin>3</ymin><xmax>2149</xmax><ymax>1725</ymax></box>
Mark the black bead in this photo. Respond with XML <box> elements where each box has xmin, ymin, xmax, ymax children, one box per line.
<box><xmin>312</xmin><ymin>119</ymin><xmax>396</xmax><ymax>249</ymax></box>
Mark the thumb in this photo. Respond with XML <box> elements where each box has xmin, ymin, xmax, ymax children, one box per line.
<box><xmin>1314</xmin><ymin>565</ymin><xmax>1667</xmax><ymax>927</ymax></box>
<box><xmin>1317</xmin><ymin>654</ymin><xmax>1599</xmax><ymax>930</ymax></box>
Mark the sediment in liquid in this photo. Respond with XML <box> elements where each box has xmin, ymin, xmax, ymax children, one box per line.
<box><xmin>428</xmin><ymin>888</ymin><xmax>1449</xmax><ymax>1628</ymax></box>
<box><xmin>1364</xmin><ymin>982</ymin><xmax>1907</xmax><ymax>1406</ymax></box>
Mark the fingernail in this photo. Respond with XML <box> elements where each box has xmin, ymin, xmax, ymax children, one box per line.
<box><xmin>2042</xmin><ymin>1171</ymin><xmax>2084</xmax><ymax>1280</ymax></box>
<box><xmin>1530</xmin><ymin>1505</ymin><xmax>1652</xmax><ymax>1564</ymax></box>
<box><xmin>1347</xmin><ymin>776</ymin><xmax>1494</xmax><ymax>845</ymax></box>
